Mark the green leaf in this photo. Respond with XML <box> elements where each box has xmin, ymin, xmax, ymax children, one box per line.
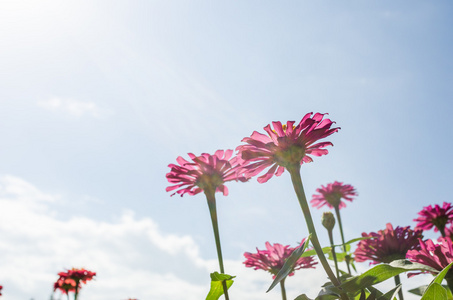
<box><xmin>329</xmin><ymin>251</ymin><xmax>347</xmax><ymax>262</ymax></box>
<box><xmin>420</xmin><ymin>261</ymin><xmax>453</xmax><ymax>300</ymax></box>
<box><xmin>389</xmin><ymin>259</ymin><xmax>439</xmax><ymax>273</ymax></box>
<box><xmin>378</xmin><ymin>284</ymin><xmax>401</xmax><ymax>300</ymax></box>
<box><xmin>267</xmin><ymin>235</ymin><xmax>311</xmax><ymax>292</ymax></box>
<box><xmin>340</xmin><ymin>264</ymin><xmax>406</xmax><ymax>294</ymax></box>
<box><xmin>206</xmin><ymin>272</ymin><xmax>235</xmax><ymax>300</ymax></box>
<box><xmin>332</xmin><ymin>236</ymin><xmax>375</xmax><ymax>248</ymax></box>
<box><xmin>409</xmin><ymin>285</ymin><xmax>427</xmax><ymax>296</ymax></box>
<box><xmin>294</xmin><ymin>295</ymin><xmax>313</xmax><ymax>300</ymax></box>
<box><xmin>340</xmin><ymin>260</ymin><xmax>450</xmax><ymax>297</ymax></box>
<box><xmin>301</xmin><ymin>246</ymin><xmax>331</xmax><ymax>258</ymax></box>
<box><xmin>365</xmin><ymin>286</ymin><xmax>384</xmax><ymax>298</ymax></box>
<box><xmin>421</xmin><ymin>283</ymin><xmax>447</xmax><ymax>300</ymax></box>
<box><xmin>432</xmin><ymin>261</ymin><xmax>453</xmax><ymax>285</ymax></box>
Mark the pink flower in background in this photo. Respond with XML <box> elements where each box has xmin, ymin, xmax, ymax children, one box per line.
<box><xmin>166</xmin><ymin>149</ymin><xmax>247</xmax><ymax>197</ymax></box>
<box><xmin>414</xmin><ymin>202</ymin><xmax>453</xmax><ymax>235</ymax></box>
<box><xmin>54</xmin><ymin>277</ymin><xmax>78</xmax><ymax>294</ymax></box>
<box><xmin>54</xmin><ymin>268</ymin><xmax>96</xmax><ymax>295</ymax></box>
<box><xmin>406</xmin><ymin>238</ymin><xmax>453</xmax><ymax>275</ymax></box>
<box><xmin>243</xmin><ymin>240</ymin><xmax>317</xmax><ymax>278</ymax></box>
<box><xmin>355</xmin><ymin>223</ymin><xmax>423</xmax><ymax>264</ymax></box>
<box><xmin>63</xmin><ymin>268</ymin><xmax>96</xmax><ymax>284</ymax></box>
<box><xmin>310</xmin><ymin>181</ymin><xmax>357</xmax><ymax>210</ymax></box>
<box><xmin>236</xmin><ymin>113</ymin><xmax>339</xmax><ymax>183</ymax></box>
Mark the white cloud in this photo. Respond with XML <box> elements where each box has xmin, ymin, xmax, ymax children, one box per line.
<box><xmin>37</xmin><ymin>97</ymin><xmax>113</xmax><ymax>118</ymax></box>
<box><xmin>0</xmin><ymin>176</ymin><xmax>428</xmax><ymax>300</ymax></box>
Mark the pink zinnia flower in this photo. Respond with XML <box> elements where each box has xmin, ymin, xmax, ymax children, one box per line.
<box><xmin>236</xmin><ymin>113</ymin><xmax>339</xmax><ymax>183</ymax></box>
<box><xmin>54</xmin><ymin>277</ymin><xmax>78</xmax><ymax>294</ymax></box>
<box><xmin>54</xmin><ymin>268</ymin><xmax>96</xmax><ymax>295</ymax></box>
<box><xmin>243</xmin><ymin>240</ymin><xmax>317</xmax><ymax>279</ymax></box>
<box><xmin>310</xmin><ymin>181</ymin><xmax>357</xmax><ymax>210</ymax></box>
<box><xmin>414</xmin><ymin>202</ymin><xmax>453</xmax><ymax>236</ymax></box>
<box><xmin>166</xmin><ymin>149</ymin><xmax>247</xmax><ymax>197</ymax></box>
<box><xmin>406</xmin><ymin>238</ymin><xmax>453</xmax><ymax>277</ymax></box>
<box><xmin>355</xmin><ymin>223</ymin><xmax>423</xmax><ymax>264</ymax></box>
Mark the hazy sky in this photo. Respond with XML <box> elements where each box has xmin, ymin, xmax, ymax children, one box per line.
<box><xmin>0</xmin><ymin>1</ymin><xmax>452</xmax><ymax>299</ymax></box>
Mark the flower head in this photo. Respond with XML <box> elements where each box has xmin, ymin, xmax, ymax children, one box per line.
<box><xmin>243</xmin><ymin>240</ymin><xmax>317</xmax><ymax>279</ymax></box>
<box><xmin>355</xmin><ymin>223</ymin><xmax>423</xmax><ymax>264</ymax></box>
<box><xmin>407</xmin><ymin>237</ymin><xmax>453</xmax><ymax>277</ymax></box>
<box><xmin>322</xmin><ymin>211</ymin><xmax>336</xmax><ymax>231</ymax></box>
<box><xmin>310</xmin><ymin>181</ymin><xmax>357</xmax><ymax>210</ymax></box>
<box><xmin>166</xmin><ymin>149</ymin><xmax>247</xmax><ymax>197</ymax></box>
<box><xmin>54</xmin><ymin>268</ymin><xmax>96</xmax><ymax>295</ymax></box>
<box><xmin>54</xmin><ymin>277</ymin><xmax>78</xmax><ymax>294</ymax></box>
<box><xmin>414</xmin><ymin>202</ymin><xmax>453</xmax><ymax>234</ymax></box>
<box><xmin>236</xmin><ymin>113</ymin><xmax>339</xmax><ymax>183</ymax></box>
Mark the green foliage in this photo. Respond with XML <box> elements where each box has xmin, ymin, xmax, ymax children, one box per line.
<box><xmin>420</xmin><ymin>261</ymin><xmax>453</xmax><ymax>300</ymax></box>
<box><xmin>301</xmin><ymin>246</ymin><xmax>331</xmax><ymax>258</ymax></box>
<box><xmin>409</xmin><ymin>285</ymin><xmax>453</xmax><ymax>298</ymax></box>
<box><xmin>339</xmin><ymin>260</ymin><xmax>439</xmax><ymax>296</ymax></box>
<box><xmin>340</xmin><ymin>264</ymin><xmax>406</xmax><ymax>295</ymax></box>
<box><xmin>421</xmin><ymin>283</ymin><xmax>447</xmax><ymax>300</ymax></box>
<box><xmin>206</xmin><ymin>272</ymin><xmax>235</xmax><ymax>300</ymax></box>
<box><xmin>266</xmin><ymin>235</ymin><xmax>311</xmax><ymax>292</ymax></box>
<box><xmin>378</xmin><ymin>284</ymin><xmax>401</xmax><ymax>300</ymax></box>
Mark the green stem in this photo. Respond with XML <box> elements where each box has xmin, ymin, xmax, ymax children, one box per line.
<box><xmin>74</xmin><ymin>280</ymin><xmax>79</xmax><ymax>300</ymax></box>
<box><xmin>334</xmin><ymin>206</ymin><xmax>351</xmax><ymax>275</ymax></box>
<box><xmin>287</xmin><ymin>165</ymin><xmax>347</xmax><ymax>300</ymax></box>
<box><xmin>439</xmin><ymin>226</ymin><xmax>446</xmax><ymax>238</ymax></box>
<box><xmin>446</xmin><ymin>276</ymin><xmax>453</xmax><ymax>295</ymax></box>
<box><xmin>394</xmin><ymin>274</ymin><xmax>404</xmax><ymax>300</ymax></box>
<box><xmin>204</xmin><ymin>190</ymin><xmax>230</xmax><ymax>300</ymax></box>
<box><xmin>280</xmin><ymin>278</ymin><xmax>287</xmax><ymax>300</ymax></box>
<box><xmin>328</xmin><ymin>229</ymin><xmax>340</xmax><ymax>280</ymax></box>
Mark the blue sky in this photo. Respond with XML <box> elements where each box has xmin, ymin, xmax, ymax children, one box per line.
<box><xmin>0</xmin><ymin>1</ymin><xmax>452</xmax><ymax>299</ymax></box>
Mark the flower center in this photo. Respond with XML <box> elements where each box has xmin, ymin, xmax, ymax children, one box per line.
<box><xmin>432</xmin><ymin>216</ymin><xmax>449</xmax><ymax>231</ymax></box>
<box><xmin>196</xmin><ymin>173</ymin><xmax>224</xmax><ymax>191</ymax></box>
<box><xmin>273</xmin><ymin>145</ymin><xmax>305</xmax><ymax>168</ymax></box>
<box><xmin>325</xmin><ymin>192</ymin><xmax>342</xmax><ymax>207</ymax></box>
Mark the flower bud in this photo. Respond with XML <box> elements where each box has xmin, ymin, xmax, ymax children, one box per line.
<box><xmin>322</xmin><ymin>212</ymin><xmax>336</xmax><ymax>231</ymax></box>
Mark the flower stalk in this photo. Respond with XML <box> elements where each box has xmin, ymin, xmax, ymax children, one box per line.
<box><xmin>287</xmin><ymin>164</ymin><xmax>345</xmax><ymax>298</ymax></box>
<box><xmin>205</xmin><ymin>189</ymin><xmax>229</xmax><ymax>300</ymax></box>
<box><xmin>394</xmin><ymin>274</ymin><xmax>404</xmax><ymax>300</ymax></box>
<box><xmin>280</xmin><ymin>278</ymin><xmax>287</xmax><ymax>300</ymax></box>
<box><xmin>334</xmin><ymin>206</ymin><xmax>351</xmax><ymax>275</ymax></box>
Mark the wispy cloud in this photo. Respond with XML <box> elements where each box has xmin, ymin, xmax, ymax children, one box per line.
<box><xmin>0</xmin><ymin>176</ymin><xmax>428</xmax><ymax>299</ymax></box>
<box><xmin>0</xmin><ymin>176</ymin><xmax>294</xmax><ymax>299</ymax></box>
<box><xmin>37</xmin><ymin>97</ymin><xmax>113</xmax><ymax>118</ymax></box>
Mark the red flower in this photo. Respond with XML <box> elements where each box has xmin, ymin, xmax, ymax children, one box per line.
<box><xmin>0</xmin><ymin>285</ymin><xmax>2</xmax><ymax>296</ymax></box>
<box><xmin>54</xmin><ymin>268</ymin><xmax>96</xmax><ymax>295</ymax></box>
<box><xmin>236</xmin><ymin>113</ymin><xmax>339</xmax><ymax>183</ymax></box>
<box><xmin>54</xmin><ymin>277</ymin><xmax>78</xmax><ymax>294</ymax></box>
<box><xmin>310</xmin><ymin>181</ymin><xmax>357</xmax><ymax>210</ymax></box>
<box><xmin>407</xmin><ymin>238</ymin><xmax>453</xmax><ymax>276</ymax></box>
<box><xmin>166</xmin><ymin>149</ymin><xmax>247</xmax><ymax>197</ymax></box>
<box><xmin>414</xmin><ymin>202</ymin><xmax>453</xmax><ymax>235</ymax></box>
<box><xmin>243</xmin><ymin>240</ymin><xmax>317</xmax><ymax>279</ymax></box>
<box><xmin>354</xmin><ymin>223</ymin><xmax>423</xmax><ymax>264</ymax></box>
